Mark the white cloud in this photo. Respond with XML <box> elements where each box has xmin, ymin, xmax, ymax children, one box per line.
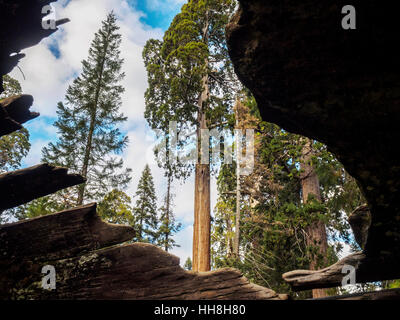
<box><xmin>23</xmin><ymin>138</ymin><xmax>49</xmax><ymax>167</ymax></box>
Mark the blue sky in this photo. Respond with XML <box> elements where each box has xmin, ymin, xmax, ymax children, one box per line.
<box><xmin>129</xmin><ymin>0</ymin><xmax>181</xmax><ymax>30</ymax></box>
<box><xmin>23</xmin><ymin>0</ymin><xmax>184</xmax><ymax>154</ymax></box>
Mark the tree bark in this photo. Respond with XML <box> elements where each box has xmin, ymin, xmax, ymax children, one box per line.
<box><xmin>193</xmin><ymin>12</ymin><xmax>211</xmax><ymax>272</ymax></box>
<box><xmin>0</xmin><ymin>163</ymin><xmax>84</xmax><ymax>211</ymax></box>
<box><xmin>0</xmin><ymin>94</ymin><xmax>39</xmax><ymax>137</ymax></box>
<box><xmin>300</xmin><ymin>138</ymin><xmax>329</xmax><ymax>298</ymax></box>
<box><xmin>165</xmin><ymin>174</ymin><xmax>171</xmax><ymax>252</ymax></box>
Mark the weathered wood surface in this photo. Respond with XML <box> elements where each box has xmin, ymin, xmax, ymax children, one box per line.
<box><xmin>348</xmin><ymin>205</ymin><xmax>371</xmax><ymax>250</ymax></box>
<box><xmin>0</xmin><ymin>203</ymin><xmax>135</xmax><ymax>264</ymax></box>
<box><xmin>0</xmin><ymin>163</ymin><xmax>85</xmax><ymax>211</ymax></box>
<box><xmin>283</xmin><ymin>252</ymin><xmax>400</xmax><ymax>291</ymax></box>
<box><xmin>226</xmin><ymin>0</ymin><xmax>400</xmax><ymax>289</ymax></box>
<box><xmin>0</xmin><ymin>204</ymin><xmax>286</xmax><ymax>300</ymax></box>
<box><xmin>312</xmin><ymin>288</ymin><xmax>400</xmax><ymax>300</ymax></box>
<box><xmin>0</xmin><ymin>95</ymin><xmax>39</xmax><ymax>137</ymax></box>
<box><xmin>11</xmin><ymin>244</ymin><xmax>286</xmax><ymax>300</ymax></box>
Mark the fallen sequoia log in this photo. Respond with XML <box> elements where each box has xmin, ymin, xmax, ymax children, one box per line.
<box><xmin>282</xmin><ymin>252</ymin><xmax>400</xmax><ymax>291</ymax></box>
<box><xmin>0</xmin><ymin>95</ymin><xmax>40</xmax><ymax>137</ymax></box>
<box><xmin>0</xmin><ymin>203</ymin><xmax>287</xmax><ymax>300</ymax></box>
<box><xmin>226</xmin><ymin>0</ymin><xmax>400</xmax><ymax>288</ymax></box>
<box><xmin>0</xmin><ymin>163</ymin><xmax>85</xmax><ymax>211</ymax></box>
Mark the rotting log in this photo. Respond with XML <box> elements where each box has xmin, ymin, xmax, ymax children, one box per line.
<box><xmin>0</xmin><ymin>204</ymin><xmax>286</xmax><ymax>300</ymax></box>
<box><xmin>0</xmin><ymin>203</ymin><xmax>135</xmax><ymax>264</ymax></box>
<box><xmin>0</xmin><ymin>163</ymin><xmax>85</xmax><ymax>211</ymax></box>
<box><xmin>226</xmin><ymin>0</ymin><xmax>400</xmax><ymax>288</ymax></box>
<box><xmin>348</xmin><ymin>205</ymin><xmax>371</xmax><ymax>250</ymax></box>
<box><xmin>283</xmin><ymin>252</ymin><xmax>400</xmax><ymax>291</ymax></box>
<box><xmin>11</xmin><ymin>245</ymin><xmax>286</xmax><ymax>300</ymax></box>
<box><xmin>0</xmin><ymin>95</ymin><xmax>39</xmax><ymax>137</ymax></box>
<box><xmin>0</xmin><ymin>0</ymin><xmax>69</xmax><ymax>93</ymax></box>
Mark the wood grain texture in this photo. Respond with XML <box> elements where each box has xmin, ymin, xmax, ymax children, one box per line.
<box><xmin>2</xmin><ymin>243</ymin><xmax>286</xmax><ymax>300</ymax></box>
<box><xmin>0</xmin><ymin>204</ymin><xmax>287</xmax><ymax>300</ymax></box>
<box><xmin>0</xmin><ymin>163</ymin><xmax>85</xmax><ymax>211</ymax></box>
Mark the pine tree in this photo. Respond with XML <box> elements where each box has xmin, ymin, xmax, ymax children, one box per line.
<box><xmin>157</xmin><ymin>176</ymin><xmax>182</xmax><ymax>251</ymax></box>
<box><xmin>98</xmin><ymin>189</ymin><xmax>134</xmax><ymax>226</ymax></box>
<box><xmin>42</xmin><ymin>12</ymin><xmax>131</xmax><ymax>207</ymax></box>
<box><xmin>143</xmin><ymin>0</ymin><xmax>237</xmax><ymax>272</ymax></box>
<box><xmin>133</xmin><ymin>165</ymin><xmax>158</xmax><ymax>244</ymax></box>
<box><xmin>184</xmin><ymin>257</ymin><xmax>192</xmax><ymax>271</ymax></box>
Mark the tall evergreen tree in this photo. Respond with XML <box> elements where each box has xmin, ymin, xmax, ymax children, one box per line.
<box><xmin>184</xmin><ymin>257</ymin><xmax>192</xmax><ymax>271</ymax></box>
<box><xmin>133</xmin><ymin>165</ymin><xmax>158</xmax><ymax>244</ymax></box>
<box><xmin>98</xmin><ymin>189</ymin><xmax>134</xmax><ymax>226</ymax></box>
<box><xmin>157</xmin><ymin>176</ymin><xmax>182</xmax><ymax>251</ymax></box>
<box><xmin>212</xmin><ymin>94</ymin><xmax>361</xmax><ymax>298</ymax></box>
<box><xmin>300</xmin><ymin>138</ymin><xmax>329</xmax><ymax>298</ymax></box>
<box><xmin>42</xmin><ymin>12</ymin><xmax>131</xmax><ymax>207</ymax></box>
<box><xmin>143</xmin><ymin>0</ymin><xmax>237</xmax><ymax>272</ymax></box>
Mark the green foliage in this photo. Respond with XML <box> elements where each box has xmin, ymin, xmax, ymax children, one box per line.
<box><xmin>157</xmin><ymin>182</ymin><xmax>182</xmax><ymax>251</ymax></box>
<box><xmin>0</xmin><ymin>75</ymin><xmax>22</xmax><ymax>98</ymax></box>
<box><xmin>0</xmin><ymin>75</ymin><xmax>31</xmax><ymax>223</ymax></box>
<box><xmin>0</xmin><ymin>75</ymin><xmax>30</xmax><ymax>173</ymax></box>
<box><xmin>133</xmin><ymin>165</ymin><xmax>159</xmax><ymax>244</ymax></box>
<box><xmin>98</xmin><ymin>189</ymin><xmax>134</xmax><ymax>226</ymax></box>
<box><xmin>0</xmin><ymin>128</ymin><xmax>30</xmax><ymax>173</ymax></box>
<box><xmin>388</xmin><ymin>280</ymin><xmax>400</xmax><ymax>289</ymax></box>
<box><xmin>211</xmin><ymin>94</ymin><xmax>363</xmax><ymax>298</ymax></box>
<box><xmin>15</xmin><ymin>196</ymin><xmax>63</xmax><ymax>220</ymax></box>
<box><xmin>184</xmin><ymin>257</ymin><xmax>192</xmax><ymax>271</ymax></box>
<box><xmin>41</xmin><ymin>12</ymin><xmax>131</xmax><ymax>207</ymax></box>
<box><xmin>143</xmin><ymin>0</ymin><xmax>237</xmax><ymax>180</ymax></box>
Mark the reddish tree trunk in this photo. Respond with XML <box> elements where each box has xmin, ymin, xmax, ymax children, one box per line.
<box><xmin>300</xmin><ymin>138</ymin><xmax>329</xmax><ymax>298</ymax></box>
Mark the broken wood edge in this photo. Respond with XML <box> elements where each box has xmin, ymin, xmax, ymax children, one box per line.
<box><xmin>282</xmin><ymin>252</ymin><xmax>366</xmax><ymax>291</ymax></box>
<box><xmin>0</xmin><ymin>203</ymin><xmax>135</xmax><ymax>264</ymax></box>
<box><xmin>1</xmin><ymin>94</ymin><xmax>39</xmax><ymax>124</ymax></box>
<box><xmin>0</xmin><ymin>94</ymin><xmax>39</xmax><ymax>137</ymax></box>
<box><xmin>0</xmin><ymin>163</ymin><xmax>86</xmax><ymax>210</ymax></box>
<box><xmin>2</xmin><ymin>243</ymin><xmax>285</xmax><ymax>300</ymax></box>
<box><xmin>283</xmin><ymin>250</ymin><xmax>400</xmax><ymax>291</ymax></box>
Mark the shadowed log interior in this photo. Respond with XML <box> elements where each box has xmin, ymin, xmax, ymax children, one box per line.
<box><xmin>226</xmin><ymin>0</ymin><xmax>400</xmax><ymax>290</ymax></box>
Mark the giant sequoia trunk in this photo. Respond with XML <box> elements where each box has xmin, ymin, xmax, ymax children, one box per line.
<box><xmin>300</xmin><ymin>138</ymin><xmax>328</xmax><ymax>298</ymax></box>
<box><xmin>193</xmin><ymin>74</ymin><xmax>211</xmax><ymax>272</ymax></box>
<box><xmin>164</xmin><ymin>174</ymin><xmax>172</xmax><ymax>252</ymax></box>
<box><xmin>194</xmin><ymin>163</ymin><xmax>211</xmax><ymax>272</ymax></box>
<box><xmin>192</xmin><ymin>13</ymin><xmax>211</xmax><ymax>272</ymax></box>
